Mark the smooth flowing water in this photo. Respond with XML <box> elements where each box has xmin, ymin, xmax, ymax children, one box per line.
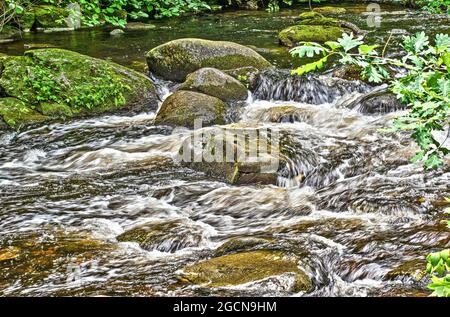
<box><xmin>0</xmin><ymin>4</ymin><xmax>449</xmax><ymax>296</ymax></box>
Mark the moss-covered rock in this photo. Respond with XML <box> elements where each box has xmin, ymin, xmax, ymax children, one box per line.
<box><xmin>298</xmin><ymin>11</ymin><xmax>324</xmax><ymax>20</ymax></box>
<box><xmin>386</xmin><ymin>259</ymin><xmax>427</xmax><ymax>282</ymax></box>
<box><xmin>313</xmin><ymin>6</ymin><xmax>347</xmax><ymax>14</ymax></box>
<box><xmin>0</xmin><ymin>49</ymin><xmax>158</xmax><ymax>129</ymax></box>
<box><xmin>17</xmin><ymin>11</ymin><xmax>36</xmax><ymax>32</ymax></box>
<box><xmin>214</xmin><ymin>237</ymin><xmax>273</xmax><ymax>257</ymax></box>
<box><xmin>0</xmin><ymin>98</ymin><xmax>49</xmax><ymax>129</ymax></box>
<box><xmin>146</xmin><ymin>38</ymin><xmax>272</xmax><ymax>82</ymax></box>
<box><xmin>177</xmin><ymin>125</ymin><xmax>287</xmax><ymax>185</ymax></box>
<box><xmin>223</xmin><ymin>66</ymin><xmax>260</xmax><ymax>87</ymax></box>
<box><xmin>178</xmin><ymin>250</ymin><xmax>311</xmax><ymax>292</ymax></box>
<box><xmin>279</xmin><ymin>25</ymin><xmax>345</xmax><ymax>47</ymax></box>
<box><xmin>117</xmin><ymin>219</ymin><xmax>204</xmax><ymax>252</ymax></box>
<box><xmin>155</xmin><ymin>91</ymin><xmax>226</xmax><ymax>128</ymax></box>
<box><xmin>33</xmin><ymin>5</ymin><xmax>70</xmax><ymax>29</ymax></box>
<box><xmin>332</xmin><ymin>64</ymin><xmax>364</xmax><ymax>81</ymax></box>
<box><xmin>180</xmin><ymin>68</ymin><xmax>248</xmax><ymax>102</ymax></box>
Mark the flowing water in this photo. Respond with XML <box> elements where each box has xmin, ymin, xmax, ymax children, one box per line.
<box><xmin>0</xmin><ymin>4</ymin><xmax>449</xmax><ymax>296</ymax></box>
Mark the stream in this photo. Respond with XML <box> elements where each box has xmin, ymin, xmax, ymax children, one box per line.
<box><xmin>0</xmin><ymin>3</ymin><xmax>449</xmax><ymax>296</ymax></box>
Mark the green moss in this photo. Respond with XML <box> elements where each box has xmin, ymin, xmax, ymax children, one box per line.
<box><xmin>298</xmin><ymin>12</ymin><xmax>324</xmax><ymax>20</ymax></box>
<box><xmin>313</xmin><ymin>6</ymin><xmax>347</xmax><ymax>14</ymax></box>
<box><xmin>179</xmin><ymin>250</ymin><xmax>312</xmax><ymax>291</ymax></box>
<box><xmin>33</xmin><ymin>5</ymin><xmax>69</xmax><ymax>29</ymax></box>
<box><xmin>37</xmin><ymin>102</ymin><xmax>75</xmax><ymax>117</ymax></box>
<box><xmin>18</xmin><ymin>11</ymin><xmax>36</xmax><ymax>31</ymax></box>
<box><xmin>299</xmin><ymin>17</ymin><xmax>342</xmax><ymax>27</ymax></box>
<box><xmin>279</xmin><ymin>25</ymin><xmax>345</xmax><ymax>47</ymax></box>
<box><xmin>0</xmin><ymin>98</ymin><xmax>49</xmax><ymax>129</ymax></box>
<box><xmin>386</xmin><ymin>259</ymin><xmax>427</xmax><ymax>282</ymax></box>
<box><xmin>155</xmin><ymin>90</ymin><xmax>226</xmax><ymax>128</ymax></box>
<box><xmin>146</xmin><ymin>38</ymin><xmax>272</xmax><ymax>81</ymax></box>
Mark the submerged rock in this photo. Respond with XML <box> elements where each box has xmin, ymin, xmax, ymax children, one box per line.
<box><xmin>110</xmin><ymin>29</ymin><xmax>125</xmax><ymax>36</ymax></box>
<box><xmin>214</xmin><ymin>237</ymin><xmax>273</xmax><ymax>257</ymax></box>
<box><xmin>146</xmin><ymin>38</ymin><xmax>272</xmax><ymax>82</ymax></box>
<box><xmin>313</xmin><ymin>6</ymin><xmax>347</xmax><ymax>14</ymax></box>
<box><xmin>253</xmin><ymin>105</ymin><xmax>313</xmax><ymax>123</ymax></box>
<box><xmin>0</xmin><ymin>49</ymin><xmax>159</xmax><ymax>129</ymax></box>
<box><xmin>155</xmin><ymin>91</ymin><xmax>226</xmax><ymax>128</ymax></box>
<box><xmin>125</xmin><ymin>22</ymin><xmax>156</xmax><ymax>30</ymax></box>
<box><xmin>178</xmin><ymin>250</ymin><xmax>311</xmax><ymax>292</ymax></box>
<box><xmin>117</xmin><ymin>219</ymin><xmax>204</xmax><ymax>252</ymax></box>
<box><xmin>340</xmin><ymin>88</ymin><xmax>407</xmax><ymax>114</ymax></box>
<box><xmin>180</xmin><ymin>68</ymin><xmax>248</xmax><ymax>102</ymax></box>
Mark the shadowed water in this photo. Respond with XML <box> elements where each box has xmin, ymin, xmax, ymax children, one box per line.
<box><xmin>0</xmin><ymin>4</ymin><xmax>449</xmax><ymax>297</ymax></box>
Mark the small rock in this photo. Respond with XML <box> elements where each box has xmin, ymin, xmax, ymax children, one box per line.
<box><xmin>110</xmin><ymin>29</ymin><xmax>125</xmax><ymax>36</ymax></box>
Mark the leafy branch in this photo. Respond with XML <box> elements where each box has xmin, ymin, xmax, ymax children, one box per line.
<box><xmin>290</xmin><ymin>32</ymin><xmax>450</xmax><ymax>169</ymax></box>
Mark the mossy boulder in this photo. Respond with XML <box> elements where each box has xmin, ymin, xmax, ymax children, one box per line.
<box><xmin>155</xmin><ymin>91</ymin><xmax>226</xmax><ymax>128</ymax></box>
<box><xmin>33</xmin><ymin>5</ymin><xmax>70</xmax><ymax>29</ymax></box>
<box><xmin>0</xmin><ymin>49</ymin><xmax>158</xmax><ymax>129</ymax></box>
<box><xmin>0</xmin><ymin>98</ymin><xmax>49</xmax><ymax>129</ymax></box>
<box><xmin>298</xmin><ymin>11</ymin><xmax>324</xmax><ymax>20</ymax></box>
<box><xmin>177</xmin><ymin>125</ymin><xmax>288</xmax><ymax>185</ymax></box>
<box><xmin>313</xmin><ymin>6</ymin><xmax>347</xmax><ymax>14</ymax></box>
<box><xmin>17</xmin><ymin>11</ymin><xmax>36</xmax><ymax>32</ymax></box>
<box><xmin>146</xmin><ymin>38</ymin><xmax>272</xmax><ymax>82</ymax></box>
<box><xmin>279</xmin><ymin>25</ymin><xmax>345</xmax><ymax>47</ymax></box>
<box><xmin>117</xmin><ymin>219</ymin><xmax>204</xmax><ymax>252</ymax></box>
<box><xmin>180</xmin><ymin>68</ymin><xmax>248</xmax><ymax>102</ymax></box>
<box><xmin>178</xmin><ymin>250</ymin><xmax>311</xmax><ymax>292</ymax></box>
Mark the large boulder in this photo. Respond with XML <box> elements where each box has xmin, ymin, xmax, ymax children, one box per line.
<box><xmin>180</xmin><ymin>68</ymin><xmax>248</xmax><ymax>102</ymax></box>
<box><xmin>178</xmin><ymin>250</ymin><xmax>312</xmax><ymax>292</ymax></box>
<box><xmin>146</xmin><ymin>38</ymin><xmax>272</xmax><ymax>82</ymax></box>
<box><xmin>177</xmin><ymin>125</ymin><xmax>289</xmax><ymax>185</ymax></box>
<box><xmin>154</xmin><ymin>91</ymin><xmax>226</xmax><ymax>128</ymax></box>
<box><xmin>0</xmin><ymin>49</ymin><xmax>158</xmax><ymax>129</ymax></box>
<box><xmin>279</xmin><ymin>25</ymin><xmax>345</xmax><ymax>47</ymax></box>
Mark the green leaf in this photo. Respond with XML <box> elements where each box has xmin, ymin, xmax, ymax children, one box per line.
<box><xmin>358</xmin><ymin>44</ymin><xmax>379</xmax><ymax>55</ymax></box>
<box><xmin>291</xmin><ymin>55</ymin><xmax>329</xmax><ymax>76</ymax></box>
<box><xmin>337</xmin><ymin>33</ymin><xmax>364</xmax><ymax>52</ymax></box>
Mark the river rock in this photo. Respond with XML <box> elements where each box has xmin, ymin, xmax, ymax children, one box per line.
<box><xmin>155</xmin><ymin>91</ymin><xmax>226</xmax><ymax>128</ymax></box>
<box><xmin>254</xmin><ymin>105</ymin><xmax>313</xmax><ymax>123</ymax></box>
<box><xmin>177</xmin><ymin>125</ymin><xmax>289</xmax><ymax>185</ymax></box>
<box><xmin>33</xmin><ymin>5</ymin><xmax>71</xmax><ymax>30</ymax></box>
<box><xmin>356</xmin><ymin>91</ymin><xmax>407</xmax><ymax>114</ymax></box>
<box><xmin>180</xmin><ymin>68</ymin><xmax>248</xmax><ymax>102</ymax></box>
<box><xmin>146</xmin><ymin>38</ymin><xmax>272</xmax><ymax>82</ymax></box>
<box><xmin>117</xmin><ymin>219</ymin><xmax>204</xmax><ymax>252</ymax></box>
<box><xmin>0</xmin><ymin>49</ymin><xmax>158</xmax><ymax>129</ymax></box>
<box><xmin>110</xmin><ymin>29</ymin><xmax>125</xmax><ymax>36</ymax></box>
<box><xmin>178</xmin><ymin>250</ymin><xmax>312</xmax><ymax>292</ymax></box>
<box><xmin>313</xmin><ymin>6</ymin><xmax>347</xmax><ymax>14</ymax></box>
<box><xmin>279</xmin><ymin>25</ymin><xmax>345</xmax><ymax>47</ymax></box>
<box><xmin>214</xmin><ymin>237</ymin><xmax>273</xmax><ymax>257</ymax></box>
<box><xmin>226</xmin><ymin>0</ymin><xmax>260</xmax><ymax>10</ymax></box>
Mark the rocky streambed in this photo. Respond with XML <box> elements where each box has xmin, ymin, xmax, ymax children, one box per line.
<box><xmin>0</xmin><ymin>4</ymin><xmax>449</xmax><ymax>296</ymax></box>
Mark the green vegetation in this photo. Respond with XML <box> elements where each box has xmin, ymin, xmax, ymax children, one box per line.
<box><xmin>417</xmin><ymin>0</ymin><xmax>450</xmax><ymax>14</ymax></box>
<box><xmin>290</xmin><ymin>32</ymin><xmax>450</xmax><ymax>170</ymax></box>
<box><xmin>425</xmin><ymin>198</ymin><xmax>450</xmax><ymax>297</ymax></box>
